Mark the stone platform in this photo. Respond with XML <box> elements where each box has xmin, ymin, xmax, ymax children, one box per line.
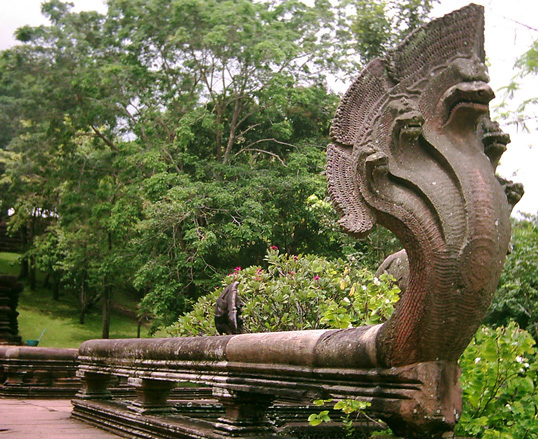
<box><xmin>0</xmin><ymin>398</ymin><xmax>120</xmax><ymax>438</ymax></box>
<box><xmin>0</xmin><ymin>397</ymin><xmax>477</xmax><ymax>439</ymax></box>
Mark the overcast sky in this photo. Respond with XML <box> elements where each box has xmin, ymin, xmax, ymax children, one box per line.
<box><xmin>1</xmin><ymin>0</ymin><xmax>537</xmax><ymax>215</ymax></box>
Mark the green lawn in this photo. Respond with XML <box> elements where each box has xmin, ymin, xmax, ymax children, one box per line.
<box><xmin>1</xmin><ymin>252</ymin><xmax>150</xmax><ymax>348</ymax></box>
<box><xmin>0</xmin><ymin>252</ymin><xmax>20</xmax><ymax>276</ymax></box>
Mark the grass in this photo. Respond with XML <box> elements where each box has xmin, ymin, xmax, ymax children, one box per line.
<box><xmin>0</xmin><ymin>252</ymin><xmax>20</xmax><ymax>276</ymax></box>
<box><xmin>18</xmin><ymin>292</ymin><xmax>151</xmax><ymax>348</ymax></box>
<box><xmin>1</xmin><ymin>252</ymin><xmax>151</xmax><ymax>348</ymax></box>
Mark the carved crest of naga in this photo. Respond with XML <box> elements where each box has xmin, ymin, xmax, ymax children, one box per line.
<box><xmin>328</xmin><ymin>3</ymin><xmax>517</xmax><ymax>367</ymax></box>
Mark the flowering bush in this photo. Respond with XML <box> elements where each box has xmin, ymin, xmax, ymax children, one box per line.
<box><xmin>165</xmin><ymin>247</ymin><xmax>538</xmax><ymax>439</ymax></box>
<box><xmin>457</xmin><ymin>322</ymin><xmax>538</xmax><ymax>439</ymax></box>
<box><xmin>164</xmin><ymin>246</ymin><xmax>400</xmax><ymax>336</ymax></box>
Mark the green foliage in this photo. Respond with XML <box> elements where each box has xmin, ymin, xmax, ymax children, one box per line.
<box><xmin>165</xmin><ymin>247</ymin><xmax>399</xmax><ymax>336</ymax></box>
<box><xmin>517</xmin><ymin>39</ymin><xmax>538</xmax><ymax>76</ymax></box>
<box><xmin>351</xmin><ymin>0</ymin><xmax>391</xmax><ymax>62</ymax></box>
<box><xmin>305</xmin><ymin>193</ymin><xmax>401</xmax><ymax>271</ymax></box>
<box><xmin>457</xmin><ymin>323</ymin><xmax>538</xmax><ymax>439</ymax></box>
<box><xmin>320</xmin><ymin>266</ymin><xmax>399</xmax><ymax>329</ymax></box>
<box><xmin>349</xmin><ymin>0</ymin><xmax>438</xmax><ymax>63</ymax></box>
<box><xmin>308</xmin><ymin>398</ymin><xmax>383</xmax><ymax>436</ymax></box>
<box><xmin>308</xmin><ymin>400</ymin><xmax>332</xmax><ymax>426</ymax></box>
<box><xmin>334</xmin><ymin>399</ymin><xmax>374</xmax><ymax>434</ymax></box>
<box><xmin>0</xmin><ymin>0</ymin><xmax>428</xmax><ymax>331</ymax></box>
<box><xmin>486</xmin><ymin>215</ymin><xmax>538</xmax><ymax>339</ymax></box>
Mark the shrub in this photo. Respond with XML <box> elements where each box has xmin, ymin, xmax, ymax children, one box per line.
<box><xmin>486</xmin><ymin>215</ymin><xmax>538</xmax><ymax>340</ymax></box>
<box><xmin>457</xmin><ymin>323</ymin><xmax>538</xmax><ymax>439</ymax></box>
<box><xmin>164</xmin><ymin>246</ymin><xmax>399</xmax><ymax>336</ymax></box>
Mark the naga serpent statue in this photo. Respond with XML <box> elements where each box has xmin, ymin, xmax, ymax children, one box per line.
<box><xmin>327</xmin><ymin>3</ymin><xmax>520</xmax><ymax>368</ymax></box>
<box><xmin>73</xmin><ymin>6</ymin><xmax>523</xmax><ymax>438</ymax></box>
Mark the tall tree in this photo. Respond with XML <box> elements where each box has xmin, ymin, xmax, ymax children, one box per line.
<box><xmin>0</xmin><ymin>0</ymin><xmax>435</xmax><ymax>331</ymax></box>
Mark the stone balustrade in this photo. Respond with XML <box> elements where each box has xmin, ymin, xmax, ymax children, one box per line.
<box><xmin>0</xmin><ymin>346</ymin><xmax>80</xmax><ymax>397</ymax></box>
<box><xmin>72</xmin><ymin>332</ymin><xmax>461</xmax><ymax>438</ymax></box>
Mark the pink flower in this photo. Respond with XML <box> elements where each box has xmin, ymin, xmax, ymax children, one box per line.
<box><xmin>270</xmin><ymin>245</ymin><xmax>279</xmax><ymax>250</ymax></box>
<box><xmin>254</xmin><ymin>268</ymin><xmax>263</xmax><ymax>281</ymax></box>
<box><xmin>314</xmin><ymin>275</ymin><xmax>320</xmax><ymax>281</ymax></box>
<box><xmin>234</xmin><ymin>266</ymin><xmax>241</xmax><ymax>272</ymax></box>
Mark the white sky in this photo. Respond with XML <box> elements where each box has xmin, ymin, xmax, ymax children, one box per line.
<box><xmin>1</xmin><ymin>0</ymin><xmax>537</xmax><ymax>216</ymax></box>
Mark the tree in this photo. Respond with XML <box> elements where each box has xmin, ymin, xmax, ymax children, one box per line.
<box><xmin>485</xmin><ymin>215</ymin><xmax>538</xmax><ymax>340</ymax></box>
<box><xmin>346</xmin><ymin>0</ymin><xmax>438</xmax><ymax>63</ymax></box>
<box><xmin>0</xmin><ymin>0</ymin><xmax>435</xmax><ymax>332</ymax></box>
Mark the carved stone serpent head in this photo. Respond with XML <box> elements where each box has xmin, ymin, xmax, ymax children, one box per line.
<box><xmin>328</xmin><ymin>4</ymin><xmax>512</xmax><ymax>367</ymax></box>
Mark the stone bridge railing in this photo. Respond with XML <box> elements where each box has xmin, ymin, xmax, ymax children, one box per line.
<box><xmin>0</xmin><ymin>346</ymin><xmax>80</xmax><ymax>398</ymax></box>
<box><xmin>72</xmin><ymin>332</ymin><xmax>460</xmax><ymax>438</ymax></box>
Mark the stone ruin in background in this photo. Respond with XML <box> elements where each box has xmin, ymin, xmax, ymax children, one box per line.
<box><xmin>0</xmin><ymin>275</ymin><xmax>22</xmax><ymax>345</ymax></box>
<box><xmin>69</xmin><ymin>4</ymin><xmax>521</xmax><ymax>438</ymax></box>
<box><xmin>0</xmin><ymin>275</ymin><xmax>84</xmax><ymax>399</ymax></box>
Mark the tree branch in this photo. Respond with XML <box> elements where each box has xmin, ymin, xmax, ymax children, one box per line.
<box><xmin>89</xmin><ymin>125</ymin><xmax>118</xmax><ymax>151</ymax></box>
<box><xmin>245</xmin><ymin>137</ymin><xmax>297</xmax><ymax>150</ymax></box>
<box><xmin>234</xmin><ymin>145</ymin><xmax>287</xmax><ymax>167</ymax></box>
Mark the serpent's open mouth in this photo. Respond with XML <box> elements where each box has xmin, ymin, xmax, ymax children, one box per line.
<box><xmin>392</xmin><ymin>111</ymin><xmax>424</xmax><ymax>143</ymax></box>
<box><xmin>441</xmin><ymin>81</ymin><xmax>494</xmax><ymax>126</ymax></box>
<box><xmin>483</xmin><ymin>125</ymin><xmax>510</xmax><ymax>166</ymax></box>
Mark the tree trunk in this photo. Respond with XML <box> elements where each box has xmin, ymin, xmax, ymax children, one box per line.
<box><xmin>102</xmin><ymin>232</ymin><xmax>113</xmax><ymax>339</ymax></box>
<box><xmin>19</xmin><ymin>258</ymin><xmax>29</xmax><ymax>279</ymax></box>
<box><xmin>29</xmin><ymin>256</ymin><xmax>36</xmax><ymax>291</ymax></box>
<box><xmin>79</xmin><ymin>273</ymin><xmax>87</xmax><ymax>324</ymax></box>
<box><xmin>19</xmin><ymin>225</ymin><xmax>29</xmax><ymax>279</ymax></box>
<box><xmin>79</xmin><ymin>306</ymin><xmax>86</xmax><ymax>324</ymax></box>
<box><xmin>102</xmin><ymin>286</ymin><xmax>111</xmax><ymax>339</ymax></box>
<box><xmin>222</xmin><ymin>98</ymin><xmax>242</xmax><ymax>164</ymax></box>
<box><xmin>52</xmin><ymin>274</ymin><xmax>60</xmax><ymax>301</ymax></box>
<box><xmin>216</xmin><ymin>107</ymin><xmax>223</xmax><ymax>162</ymax></box>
